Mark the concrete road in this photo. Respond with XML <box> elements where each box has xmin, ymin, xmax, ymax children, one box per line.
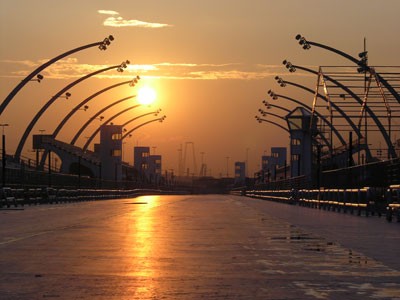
<box><xmin>0</xmin><ymin>194</ymin><xmax>399</xmax><ymax>299</ymax></box>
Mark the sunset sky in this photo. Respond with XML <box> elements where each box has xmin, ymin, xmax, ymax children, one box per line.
<box><xmin>1</xmin><ymin>0</ymin><xmax>399</xmax><ymax>177</ymax></box>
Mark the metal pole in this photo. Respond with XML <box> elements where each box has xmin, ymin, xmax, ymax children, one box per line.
<box><xmin>48</xmin><ymin>150</ymin><xmax>51</xmax><ymax>187</ymax></box>
<box><xmin>348</xmin><ymin>132</ymin><xmax>353</xmax><ymax>167</ymax></box>
<box><xmin>78</xmin><ymin>156</ymin><xmax>81</xmax><ymax>189</ymax></box>
<box><xmin>317</xmin><ymin>146</ymin><xmax>321</xmax><ymax>189</ymax></box>
<box><xmin>2</xmin><ymin>134</ymin><xmax>5</xmax><ymax>187</ymax></box>
<box><xmin>298</xmin><ymin>154</ymin><xmax>301</xmax><ymax>177</ymax></box>
<box><xmin>284</xmin><ymin>160</ymin><xmax>287</xmax><ymax>180</ymax></box>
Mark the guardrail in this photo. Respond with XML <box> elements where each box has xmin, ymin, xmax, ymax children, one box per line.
<box><xmin>240</xmin><ymin>186</ymin><xmax>400</xmax><ymax>222</ymax></box>
<box><xmin>0</xmin><ymin>187</ymin><xmax>173</xmax><ymax>208</ymax></box>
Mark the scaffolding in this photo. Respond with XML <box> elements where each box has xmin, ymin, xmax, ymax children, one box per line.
<box><xmin>311</xmin><ymin>65</ymin><xmax>400</xmax><ymax>163</ymax></box>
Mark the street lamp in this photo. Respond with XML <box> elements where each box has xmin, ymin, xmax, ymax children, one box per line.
<box><xmin>117</xmin><ymin>60</ymin><xmax>130</xmax><ymax>72</ymax></box>
<box><xmin>0</xmin><ymin>124</ymin><xmax>9</xmax><ymax>187</ymax></box>
<box><xmin>295</xmin><ymin>34</ymin><xmax>311</xmax><ymax>50</ymax></box>
<box><xmin>54</xmin><ymin>92</ymin><xmax>72</xmax><ymax>99</ymax></box>
<box><xmin>28</xmin><ymin>74</ymin><xmax>44</xmax><ymax>83</ymax></box>
<box><xmin>254</xmin><ymin>116</ymin><xmax>289</xmax><ymax>133</ymax></box>
<box><xmin>282</xmin><ymin>60</ymin><xmax>296</xmax><ymax>73</ymax></box>
<box><xmin>120</xmin><ymin>109</ymin><xmax>162</xmax><ymax>129</ymax></box>
<box><xmin>98</xmin><ymin>35</ymin><xmax>114</xmax><ymax>51</ymax></box>
<box><xmin>293</xmin><ymin>35</ymin><xmax>399</xmax><ymax>159</ymax></box>
<box><xmin>281</xmin><ymin>59</ymin><xmax>395</xmax><ymax>159</ymax></box>
<box><xmin>0</xmin><ymin>35</ymin><xmax>115</xmax><ymax>116</ymax></box>
<box><xmin>274</xmin><ymin>76</ymin><xmax>286</xmax><ymax>87</ymax></box>
<box><xmin>52</xmin><ymin>76</ymin><xmax>140</xmax><ymax>140</ymax></box>
<box><xmin>261</xmin><ymin>102</ymin><xmax>291</xmax><ymax>113</ymax></box>
<box><xmin>82</xmin><ymin>104</ymin><xmax>146</xmax><ymax>151</ymax></box>
<box><xmin>271</xmin><ymin>77</ymin><xmax>362</xmax><ymax>141</ymax></box>
<box><xmin>266</xmin><ymin>91</ymin><xmax>347</xmax><ymax>149</ymax></box>
<box><xmin>14</xmin><ymin>60</ymin><xmax>131</xmax><ymax>161</ymax></box>
<box><xmin>72</xmin><ymin>97</ymin><xmax>139</xmax><ymax>146</ymax></box>
<box><xmin>122</xmin><ymin>116</ymin><xmax>166</xmax><ymax>140</ymax></box>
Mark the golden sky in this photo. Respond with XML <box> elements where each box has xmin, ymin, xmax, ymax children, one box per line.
<box><xmin>1</xmin><ymin>0</ymin><xmax>399</xmax><ymax>176</ymax></box>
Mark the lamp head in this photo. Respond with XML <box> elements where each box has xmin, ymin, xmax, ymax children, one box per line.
<box><xmin>99</xmin><ymin>35</ymin><xmax>115</xmax><ymax>50</ymax></box>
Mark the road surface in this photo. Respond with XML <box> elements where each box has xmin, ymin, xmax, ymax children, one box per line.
<box><xmin>0</xmin><ymin>194</ymin><xmax>399</xmax><ymax>299</ymax></box>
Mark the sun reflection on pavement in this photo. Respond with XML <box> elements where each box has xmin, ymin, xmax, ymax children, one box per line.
<box><xmin>127</xmin><ymin>195</ymin><xmax>161</xmax><ymax>297</ymax></box>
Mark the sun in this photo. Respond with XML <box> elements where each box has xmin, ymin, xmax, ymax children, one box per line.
<box><xmin>137</xmin><ymin>86</ymin><xmax>157</xmax><ymax>105</ymax></box>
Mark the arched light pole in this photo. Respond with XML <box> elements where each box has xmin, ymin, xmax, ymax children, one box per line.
<box><xmin>294</xmin><ymin>34</ymin><xmax>400</xmax><ymax>103</ymax></box>
<box><xmin>82</xmin><ymin>104</ymin><xmax>144</xmax><ymax>152</ymax></box>
<box><xmin>122</xmin><ymin>116</ymin><xmax>166</xmax><ymax>140</ymax></box>
<box><xmin>255</xmin><ymin>116</ymin><xmax>289</xmax><ymax>132</ymax></box>
<box><xmin>255</xmin><ymin>112</ymin><xmax>331</xmax><ymax>149</ymax></box>
<box><xmin>14</xmin><ymin>60</ymin><xmax>130</xmax><ymax>161</ymax></box>
<box><xmin>71</xmin><ymin>96</ymin><xmax>139</xmax><ymax>146</ymax></box>
<box><xmin>273</xmin><ymin>76</ymin><xmax>363</xmax><ymax>142</ymax></box>
<box><xmin>0</xmin><ymin>35</ymin><xmax>115</xmax><ymax>117</ymax></box>
<box><xmin>265</xmin><ymin>92</ymin><xmax>347</xmax><ymax>148</ymax></box>
<box><xmin>39</xmin><ymin>95</ymin><xmax>140</xmax><ymax>169</ymax></box>
<box><xmin>261</xmin><ymin>102</ymin><xmax>290</xmax><ymax>113</ymax></box>
<box><xmin>282</xmin><ymin>60</ymin><xmax>396</xmax><ymax>159</ymax></box>
<box><xmin>257</xmin><ymin>110</ymin><xmax>285</xmax><ymax>120</ymax></box>
<box><xmin>294</xmin><ymin>35</ymin><xmax>399</xmax><ymax>159</ymax></box>
<box><xmin>121</xmin><ymin>110</ymin><xmax>161</xmax><ymax>129</ymax></box>
<box><xmin>52</xmin><ymin>76</ymin><xmax>140</xmax><ymax>139</ymax></box>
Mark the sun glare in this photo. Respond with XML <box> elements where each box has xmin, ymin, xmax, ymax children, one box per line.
<box><xmin>137</xmin><ymin>86</ymin><xmax>157</xmax><ymax>105</ymax></box>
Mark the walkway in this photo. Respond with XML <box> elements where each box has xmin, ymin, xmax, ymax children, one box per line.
<box><xmin>0</xmin><ymin>195</ymin><xmax>399</xmax><ymax>299</ymax></box>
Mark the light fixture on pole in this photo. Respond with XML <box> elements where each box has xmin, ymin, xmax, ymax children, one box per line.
<box><xmin>282</xmin><ymin>60</ymin><xmax>296</xmax><ymax>73</ymax></box>
<box><xmin>28</xmin><ymin>74</ymin><xmax>44</xmax><ymax>83</ymax></box>
<box><xmin>98</xmin><ymin>35</ymin><xmax>114</xmax><ymax>51</ymax></box>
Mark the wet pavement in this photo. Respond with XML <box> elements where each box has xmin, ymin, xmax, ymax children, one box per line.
<box><xmin>0</xmin><ymin>194</ymin><xmax>399</xmax><ymax>299</ymax></box>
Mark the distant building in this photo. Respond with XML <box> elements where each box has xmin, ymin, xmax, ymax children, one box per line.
<box><xmin>134</xmin><ymin>146</ymin><xmax>150</xmax><ymax>180</ymax></box>
<box><xmin>234</xmin><ymin>161</ymin><xmax>246</xmax><ymax>186</ymax></box>
<box><xmin>148</xmin><ymin>154</ymin><xmax>162</xmax><ymax>184</ymax></box>
<box><xmin>134</xmin><ymin>146</ymin><xmax>162</xmax><ymax>183</ymax></box>
<box><xmin>260</xmin><ymin>147</ymin><xmax>287</xmax><ymax>183</ymax></box>
<box><xmin>99</xmin><ymin>124</ymin><xmax>122</xmax><ymax>181</ymax></box>
<box><xmin>286</xmin><ymin>107</ymin><xmax>317</xmax><ymax>179</ymax></box>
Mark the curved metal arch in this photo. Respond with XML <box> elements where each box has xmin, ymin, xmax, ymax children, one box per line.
<box><xmin>14</xmin><ymin>64</ymin><xmax>127</xmax><ymax>161</ymax></box>
<box><xmin>270</xmin><ymin>93</ymin><xmax>347</xmax><ymax>147</ymax></box>
<box><xmin>121</xmin><ymin>111</ymin><xmax>160</xmax><ymax>129</ymax></box>
<box><xmin>259</xmin><ymin>112</ymin><xmax>331</xmax><ymax>149</ymax></box>
<box><xmin>39</xmin><ymin>96</ymin><xmax>139</xmax><ymax>169</ymax></box>
<box><xmin>290</xmin><ymin>64</ymin><xmax>396</xmax><ymax>159</ymax></box>
<box><xmin>71</xmin><ymin>97</ymin><xmax>139</xmax><ymax>146</ymax></box>
<box><xmin>277</xmin><ymin>79</ymin><xmax>362</xmax><ymax>139</ymax></box>
<box><xmin>259</xmin><ymin>111</ymin><xmax>284</xmax><ymax>120</ymax></box>
<box><xmin>52</xmin><ymin>78</ymin><xmax>138</xmax><ymax>139</ymax></box>
<box><xmin>263</xmin><ymin>103</ymin><xmax>291</xmax><ymax>113</ymax></box>
<box><xmin>82</xmin><ymin>105</ymin><xmax>142</xmax><ymax>151</ymax></box>
<box><xmin>122</xmin><ymin>117</ymin><xmax>165</xmax><ymax>140</ymax></box>
<box><xmin>256</xmin><ymin>118</ymin><xmax>289</xmax><ymax>133</ymax></box>
<box><xmin>295</xmin><ymin>34</ymin><xmax>400</xmax><ymax>104</ymax></box>
<box><xmin>303</xmin><ymin>40</ymin><xmax>359</xmax><ymax>65</ymax></box>
<box><xmin>0</xmin><ymin>36</ymin><xmax>114</xmax><ymax>116</ymax></box>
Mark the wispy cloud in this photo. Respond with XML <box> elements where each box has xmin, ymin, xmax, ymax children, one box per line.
<box><xmin>98</xmin><ymin>10</ymin><xmax>119</xmax><ymax>15</ymax></box>
<box><xmin>98</xmin><ymin>10</ymin><xmax>172</xmax><ymax>28</ymax></box>
<box><xmin>0</xmin><ymin>59</ymin><xmax>301</xmax><ymax>80</ymax></box>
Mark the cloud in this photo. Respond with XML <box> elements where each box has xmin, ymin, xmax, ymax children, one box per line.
<box><xmin>98</xmin><ymin>10</ymin><xmax>119</xmax><ymax>15</ymax></box>
<box><xmin>0</xmin><ymin>59</ymin><xmax>301</xmax><ymax>81</ymax></box>
<box><xmin>139</xmin><ymin>62</ymin><xmax>285</xmax><ymax>80</ymax></box>
<box><xmin>98</xmin><ymin>10</ymin><xmax>172</xmax><ymax>28</ymax></box>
